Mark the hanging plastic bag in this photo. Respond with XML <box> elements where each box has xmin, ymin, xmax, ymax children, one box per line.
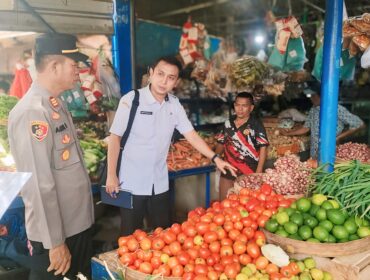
<box><xmin>361</xmin><ymin>46</ymin><xmax>370</xmax><ymax>68</ymax></box>
<box><xmin>61</xmin><ymin>83</ymin><xmax>89</xmax><ymax>118</ymax></box>
<box><xmin>284</xmin><ymin>37</ymin><xmax>307</xmax><ymax>71</ymax></box>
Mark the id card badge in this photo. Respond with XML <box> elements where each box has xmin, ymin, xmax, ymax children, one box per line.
<box><xmin>100</xmin><ymin>186</ymin><xmax>133</xmax><ymax>209</ymax></box>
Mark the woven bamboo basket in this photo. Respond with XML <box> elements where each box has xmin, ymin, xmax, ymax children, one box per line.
<box><xmin>262</xmin><ymin>229</ymin><xmax>370</xmax><ymax>258</ymax></box>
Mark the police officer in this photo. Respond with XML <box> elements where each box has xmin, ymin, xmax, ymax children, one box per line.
<box><xmin>8</xmin><ymin>33</ymin><xmax>94</xmax><ymax>279</ymax></box>
<box><xmin>106</xmin><ymin>56</ymin><xmax>237</xmax><ymax>236</ymax></box>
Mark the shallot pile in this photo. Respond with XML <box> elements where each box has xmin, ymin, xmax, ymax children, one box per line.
<box><xmin>263</xmin><ymin>154</ymin><xmax>312</xmax><ymax>195</ymax></box>
<box><xmin>234</xmin><ymin>173</ymin><xmax>264</xmax><ymax>190</ymax></box>
<box><xmin>336</xmin><ymin>142</ymin><xmax>370</xmax><ymax>162</ymax></box>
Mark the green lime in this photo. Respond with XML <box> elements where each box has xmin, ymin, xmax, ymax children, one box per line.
<box><xmin>311</xmin><ymin>194</ymin><xmax>328</xmax><ymax>206</ymax></box>
<box><xmin>309</xmin><ymin>204</ymin><xmax>320</xmax><ymax>216</ymax></box>
<box><xmin>363</xmin><ymin>219</ymin><xmax>370</xmax><ymax>227</ymax></box>
<box><xmin>285</xmin><ymin>207</ymin><xmax>295</xmax><ymax>216</ymax></box>
<box><xmin>327</xmin><ymin>209</ymin><xmax>346</xmax><ymax>225</ymax></box>
<box><xmin>344</xmin><ymin>219</ymin><xmax>358</xmax><ymax>234</ymax></box>
<box><xmin>319</xmin><ymin>220</ymin><xmax>333</xmax><ymax>232</ymax></box>
<box><xmin>321</xmin><ymin>201</ymin><xmax>334</xmax><ymax>210</ymax></box>
<box><xmin>297</xmin><ymin>198</ymin><xmax>312</xmax><ymax>213</ymax></box>
<box><xmin>290</xmin><ymin>213</ymin><xmax>304</xmax><ymax>226</ymax></box>
<box><xmin>304</xmin><ymin>257</ymin><xmax>316</xmax><ymax>269</ymax></box>
<box><xmin>265</xmin><ymin>219</ymin><xmax>279</xmax><ymax>233</ymax></box>
<box><xmin>276</xmin><ymin>212</ymin><xmax>289</xmax><ymax>225</ymax></box>
<box><xmin>290</xmin><ymin>201</ymin><xmax>297</xmax><ymax>209</ymax></box>
<box><xmin>289</xmin><ymin>234</ymin><xmax>302</xmax><ymax>241</ymax></box>
<box><xmin>323</xmin><ymin>271</ymin><xmax>333</xmax><ymax>280</ymax></box>
<box><xmin>357</xmin><ymin>227</ymin><xmax>370</xmax><ymax>238</ymax></box>
<box><xmin>328</xmin><ymin>199</ymin><xmax>340</xmax><ymax>209</ymax></box>
<box><xmin>296</xmin><ymin>261</ymin><xmax>305</xmax><ymax>272</ymax></box>
<box><xmin>305</xmin><ymin>216</ymin><xmax>319</xmax><ymax>228</ymax></box>
<box><xmin>338</xmin><ymin>238</ymin><xmax>349</xmax><ymax>243</ymax></box>
<box><xmin>325</xmin><ymin>234</ymin><xmax>336</xmax><ymax>243</ymax></box>
<box><xmin>276</xmin><ymin>229</ymin><xmax>289</xmax><ymax>237</ymax></box>
<box><xmin>310</xmin><ymin>268</ymin><xmax>324</xmax><ymax>280</ymax></box>
<box><xmin>315</xmin><ymin>209</ymin><xmax>327</xmax><ymax>221</ymax></box>
<box><xmin>349</xmin><ymin>234</ymin><xmax>360</xmax><ymax>241</ymax></box>
<box><xmin>332</xmin><ymin>225</ymin><xmax>349</xmax><ymax>240</ymax></box>
<box><xmin>307</xmin><ymin>238</ymin><xmax>320</xmax><ymax>243</ymax></box>
<box><xmin>313</xmin><ymin>226</ymin><xmax>329</xmax><ymax>242</ymax></box>
<box><xmin>284</xmin><ymin>222</ymin><xmax>298</xmax><ymax>234</ymax></box>
<box><xmin>298</xmin><ymin>225</ymin><xmax>312</xmax><ymax>240</ymax></box>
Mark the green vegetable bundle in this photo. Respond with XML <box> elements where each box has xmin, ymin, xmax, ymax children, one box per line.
<box><xmin>80</xmin><ymin>138</ymin><xmax>107</xmax><ymax>175</ymax></box>
<box><xmin>310</xmin><ymin>160</ymin><xmax>370</xmax><ymax>220</ymax></box>
<box><xmin>230</xmin><ymin>56</ymin><xmax>269</xmax><ymax>88</ymax></box>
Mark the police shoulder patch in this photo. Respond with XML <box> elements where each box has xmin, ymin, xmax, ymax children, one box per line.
<box><xmin>30</xmin><ymin>121</ymin><xmax>49</xmax><ymax>141</ymax></box>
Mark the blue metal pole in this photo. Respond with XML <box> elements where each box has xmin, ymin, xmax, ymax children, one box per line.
<box><xmin>112</xmin><ymin>0</ymin><xmax>135</xmax><ymax>95</ymax></box>
<box><xmin>319</xmin><ymin>0</ymin><xmax>343</xmax><ymax>171</ymax></box>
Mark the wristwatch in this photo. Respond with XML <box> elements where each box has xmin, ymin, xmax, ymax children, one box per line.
<box><xmin>211</xmin><ymin>154</ymin><xmax>220</xmax><ymax>163</ymax></box>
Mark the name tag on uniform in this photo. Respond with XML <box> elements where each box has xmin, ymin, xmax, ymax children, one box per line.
<box><xmin>56</xmin><ymin>123</ymin><xmax>68</xmax><ymax>133</ymax></box>
<box><xmin>140</xmin><ymin>111</ymin><xmax>153</xmax><ymax>115</ymax></box>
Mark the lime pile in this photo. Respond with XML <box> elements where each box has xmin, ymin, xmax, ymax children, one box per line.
<box><xmin>265</xmin><ymin>194</ymin><xmax>370</xmax><ymax>243</ymax></box>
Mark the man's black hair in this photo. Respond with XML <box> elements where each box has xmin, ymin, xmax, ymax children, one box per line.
<box><xmin>151</xmin><ymin>56</ymin><xmax>182</xmax><ymax>76</ymax></box>
<box><xmin>235</xmin><ymin>92</ymin><xmax>254</xmax><ymax>105</ymax></box>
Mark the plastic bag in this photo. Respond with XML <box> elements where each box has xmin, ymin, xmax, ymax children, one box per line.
<box><xmin>361</xmin><ymin>46</ymin><xmax>370</xmax><ymax>68</ymax></box>
<box><xmin>284</xmin><ymin>37</ymin><xmax>307</xmax><ymax>71</ymax></box>
<box><xmin>312</xmin><ymin>46</ymin><xmax>356</xmax><ymax>81</ymax></box>
<box><xmin>61</xmin><ymin>83</ymin><xmax>89</xmax><ymax>118</ymax></box>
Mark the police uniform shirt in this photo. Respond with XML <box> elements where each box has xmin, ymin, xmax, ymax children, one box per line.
<box><xmin>8</xmin><ymin>82</ymin><xmax>94</xmax><ymax>249</ymax></box>
<box><xmin>110</xmin><ymin>85</ymin><xmax>194</xmax><ymax>195</ymax></box>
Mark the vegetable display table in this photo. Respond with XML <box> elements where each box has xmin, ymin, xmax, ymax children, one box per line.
<box><xmin>169</xmin><ymin>165</ymin><xmax>216</xmax><ymax>208</ymax></box>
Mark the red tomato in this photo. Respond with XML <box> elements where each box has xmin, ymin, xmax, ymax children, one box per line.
<box><xmin>289</xmin><ymin>262</ymin><xmax>301</xmax><ymax>275</ymax></box>
<box><xmin>153</xmin><ymin>227</ymin><xmax>163</xmax><ymax>236</ymax></box>
<box><xmin>150</xmin><ymin>256</ymin><xmax>162</xmax><ymax>269</ymax></box>
<box><xmin>228</xmin><ymin>193</ymin><xmax>238</xmax><ymax>201</ymax></box>
<box><xmin>220</xmin><ymin>255</ymin><xmax>234</xmax><ymax>266</ymax></box>
<box><xmin>228</xmin><ymin>229</ymin><xmax>241</xmax><ymax>241</ymax></box>
<box><xmin>233</xmin><ymin>221</ymin><xmax>244</xmax><ymax>231</ymax></box>
<box><xmin>117</xmin><ymin>246</ymin><xmax>129</xmax><ymax>256</ymax></box>
<box><xmin>177</xmin><ymin>251</ymin><xmax>190</xmax><ymax>266</ymax></box>
<box><xmin>141</xmin><ymin>250</ymin><xmax>153</xmax><ymax>262</ymax></box>
<box><xmin>211</xmin><ymin>201</ymin><xmax>222</xmax><ymax>211</ymax></box>
<box><xmin>213</xmin><ymin>214</ymin><xmax>225</xmax><ymax>226</ymax></box>
<box><xmin>257</xmin><ymin>192</ymin><xmax>267</xmax><ymax>201</ymax></box>
<box><xmin>139</xmin><ymin>237</ymin><xmax>151</xmax><ymax>251</ymax></box>
<box><xmin>184</xmin><ymin>263</ymin><xmax>195</xmax><ymax>273</ymax></box>
<box><xmin>224</xmin><ymin>263</ymin><xmax>239</xmax><ymax>279</ymax></box>
<box><xmin>221</xmin><ymin>199</ymin><xmax>232</xmax><ymax>208</ymax></box>
<box><xmin>209</xmin><ymin>241</ymin><xmax>221</xmax><ymax>253</ymax></box>
<box><xmin>157</xmin><ymin>264</ymin><xmax>171</xmax><ymax>277</ymax></box>
<box><xmin>239</xmin><ymin>195</ymin><xmax>249</xmax><ymax>205</ymax></box>
<box><xmin>241</xmin><ymin>217</ymin><xmax>253</xmax><ymax>227</ymax></box>
<box><xmin>170</xmin><ymin>223</ymin><xmax>181</xmax><ymax>235</ymax></box>
<box><xmin>254</xmin><ymin>230</ymin><xmax>266</xmax><ymax>243</ymax></box>
<box><xmin>246</xmin><ymin>242</ymin><xmax>261</xmax><ymax>259</ymax></box>
<box><xmin>239</xmin><ymin>254</ymin><xmax>252</xmax><ymax>265</ymax></box>
<box><xmin>183</xmin><ymin>224</ymin><xmax>197</xmax><ymax>237</ymax></box>
<box><xmin>254</xmin><ymin>205</ymin><xmax>265</xmax><ymax>215</ymax></box>
<box><xmin>223</xmin><ymin>221</ymin><xmax>234</xmax><ymax>232</ymax></box>
<box><xmin>119</xmin><ymin>253</ymin><xmax>134</xmax><ymax>265</ymax></box>
<box><xmin>183</xmin><ymin>237</ymin><xmax>195</xmax><ymax>250</ymax></box>
<box><xmin>239</xmin><ymin>188</ymin><xmax>250</xmax><ymax>196</ymax></box>
<box><xmin>249</xmin><ymin>211</ymin><xmax>260</xmax><ymax>221</ymax></box>
<box><xmin>177</xmin><ymin>232</ymin><xmax>187</xmax><ymax>244</ymax></box>
<box><xmin>203</xmin><ymin>231</ymin><xmax>218</xmax><ymax>244</ymax></box>
<box><xmin>266</xmin><ymin>263</ymin><xmax>279</xmax><ymax>274</ymax></box>
<box><xmin>182</xmin><ymin>272</ymin><xmax>195</xmax><ymax>280</ymax></box>
<box><xmin>220</xmin><ymin>245</ymin><xmax>233</xmax><ymax>256</ymax></box>
<box><xmin>257</xmin><ymin>214</ymin><xmax>270</xmax><ymax>228</ymax></box>
<box><xmin>195</xmin><ymin>222</ymin><xmax>210</xmax><ymax>235</ymax></box>
<box><xmin>134</xmin><ymin>258</ymin><xmax>143</xmax><ymax>268</ymax></box>
<box><xmin>194</xmin><ymin>264</ymin><xmax>208</xmax><ymax>276</ymax></box>
<box><xmin>233</xmin><ymin>241</ymin><xmax>247</xmax><ymax>255</ymax></box>
<box><xmin>238</xmin><ymin>234</ymin><xmax>248</xmax><ymax>243</ymax></box>
<box><xmin>280</xmin><ymin>265</ymin><xmax>293</xmax><ymax>277</ymax></box>
<box><xmin>214</xmin><ymin>263</ymin><xmax>224</xmax><ymax>273</ymax></box>
<box><xmin>187</xmin><ymin>248</ymin><xmax>199</xmax><ymax>260</ymax></box>
<box><xmin>216</xmin><ymin>228</ymin><xmax>227</xmax><ymax>240</ymax></box>
<box><xmin>206</xmin><ymin>255</ymin><xmax>217</xmax><ymax>266</ymax></box>
<box><xmin>207</xmin><ymin>270</ymin><xmax>219</xmax><ymax>280</ymax></box>
<box><xmin>245</xmin><ymin>198</ymin><xmax>259</xmax><ymax>211</ymax></box>
<box><xmin>270</xmin><ymin>272</ymin><xmax>283</xmax><ymax>280</ymax></box>
<box><xmin>194</xmin><ymin>207</ymin><xmax>206</xmax><ymax>216</ymax></box>
<box><xmin>133</xmin><ymin>229</ymin><xmax>147</xmax><ymax>241</ymax></box>
<box><xmin>118</xmin><ymin>236</ymin><xmax>129</xmax><ymax>247</ymax></box>
<box><xmin>242</xmin><ymin>227</ymin><xmax>255</xmax><ymax>240</ymax></box>
<box><xmin>171</xmin><ymin>264</ymin><xmax>184</xmax><ymax>277</ymax></box>
<box><xmin>167</xmin><ymin>256</ymin><xmax>179</xmax><ymax>269</ymax></box>
<box><xmin>200</xmin><ymin>214</ymin><xmax>212</xmax><ymax>224</ymax></box>
<box><xmin>195</xmin><ymin>257</ymin><xmax>206</xmax><ymax>265</ymax></box>
<box><xmin>169</xmin><ymin>241</ymin><xmax>182</xmax><ymax>256</ymax></box>
<box><xmin>163</xmin><ymin>231</ymin><xmax>176</xmax><ymax>245</ymax></box>
<box><xmin>162</xmin><ymin>245</ymin><xmax>172</xmax><ymax>256</ymax></box>
<box><xmin>260</xmin><ymin>183</ymin><xmax>272</xmax><ymax>195</ymax></box>
<box><xmin>198</xmin><ymin>247</ymin><xmax>211</xmax><ymax>259</ymax></box>
<box><xmin>127</xmin><ymin>238</ymin><xmax>139</xmax><ymax>252</ymax></box>
<box><xmin>266</xmin><ymin>200</ymin><xmax>278</xmax><ymax>209</ymax></box>
<box><xmin>194</xmin><ymin>275</ymin><xmax>208</xmax><ymax>280</ymax></box>
<box><xmin>139</xmin><ymin>261</ymin><xmax>153</xmax><ymax>274</ymax></box>
<box><xmin>220</xmin><ymin>238</ymin><xmax>233</xmax><ymax>247</ymax></box>
<box><xmin>279</xmin><ymin>199</ymin><xmax>292</xmax><ymax>208</ymax></box>
<box><xmin>255</xmin><ymin>256</ymin><xmax>269</xmax><ymax>270</ymax></box>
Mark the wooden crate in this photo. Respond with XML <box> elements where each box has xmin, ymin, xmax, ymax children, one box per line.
<box><xmin>290</xmin><ymin>250</ymin><xmax>370</xmax><ymax>280</ymax></box>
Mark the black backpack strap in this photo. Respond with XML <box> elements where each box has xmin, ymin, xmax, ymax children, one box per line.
<box><xmin>115</xmin><ymin>89</ymin><xmax>140</xmax><ymax>176</ymax></box>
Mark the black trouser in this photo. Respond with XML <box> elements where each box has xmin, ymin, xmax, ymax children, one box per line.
<box><xmin>28</xmin><ymin>227</ymin><xmax>93</xmax><ymax>280</ymax></box>
<box><xmin>120</xmin><ymin>190</ymin><xmax>170</xmax><ymax>236</ymax></box>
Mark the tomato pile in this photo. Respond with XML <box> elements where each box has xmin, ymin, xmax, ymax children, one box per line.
<box><xmin>116</xmin><ymin>184</ymin><xmax>297</xmax><ymax>279</ymax></box>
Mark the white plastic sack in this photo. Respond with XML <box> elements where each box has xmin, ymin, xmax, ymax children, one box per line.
<box><xmin>361</xmin><ymin>46</ymin><xmax>370</xmax><ymax>68</ymax></box>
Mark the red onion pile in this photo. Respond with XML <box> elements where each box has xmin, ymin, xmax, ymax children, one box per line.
<box><xmin>235</xmin><ymin>173</ymin><xmax>264</xmax><ymax>190</ymax></box>
<box><xmin>336</xmin><ymin>142</ymin><xmax>370</xmax><ymax>162</ymax></box>
<box><xmin>263</xmin><ymin>154</ymin><xmax>312</xmax><ymax>195</ymax></box>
